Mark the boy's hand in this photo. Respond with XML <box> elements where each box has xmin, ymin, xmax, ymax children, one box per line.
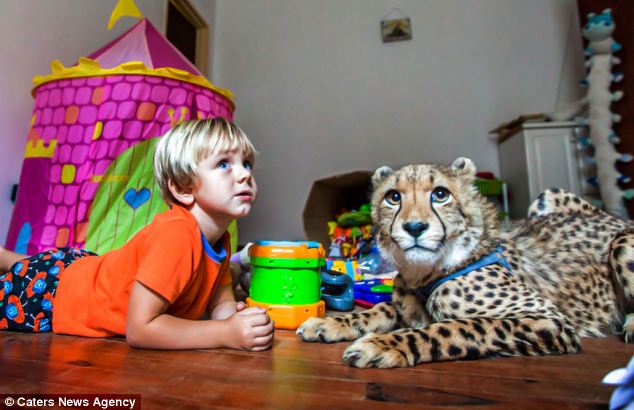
<box><xmin>225</xmin><ymin>307</ymin><xmax>274</xmax><ymax>351</ymax></box>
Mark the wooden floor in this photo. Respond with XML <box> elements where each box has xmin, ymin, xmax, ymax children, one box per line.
<box><xmin>0</xmin><ymin>330</ymin><xmax>631</xmax><ymax>409</ymax></box>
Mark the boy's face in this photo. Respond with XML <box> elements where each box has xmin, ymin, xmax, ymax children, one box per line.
<box><xmin>190</xmin><ymin>147</ymin><xmax>257</xmax><ymax>220</ymax></box>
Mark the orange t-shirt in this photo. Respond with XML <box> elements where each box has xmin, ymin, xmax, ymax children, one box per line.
<box><xmin>52</xmin><ymin>205</ymin><xmax>232</xmax><ymax>337</ymax></box>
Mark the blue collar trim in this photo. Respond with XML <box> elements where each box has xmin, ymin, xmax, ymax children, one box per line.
<box><xmin>415</xmin><ymin>245</ymin><xmax>510</xmax><ymax>301</ymax></box>
<box><xmin>201</xmin><ymin>232</ymin><xmax>227</xmax><ymax>264</ymax></box>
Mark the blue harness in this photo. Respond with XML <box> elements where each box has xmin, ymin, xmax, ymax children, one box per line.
<box><xmin>414</xmin><ymin>245</ymin><xmax>511</xmax><ymax>302</ymax></box>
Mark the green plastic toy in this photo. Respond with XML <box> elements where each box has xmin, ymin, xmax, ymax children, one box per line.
<box><xmin>246</xmin><ymin>240</ymin><xmax>326</xmax><ymax>329</ymax></box>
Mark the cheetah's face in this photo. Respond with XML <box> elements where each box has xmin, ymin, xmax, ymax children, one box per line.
<box><xmin>371</xmin><ymin>158</ymin><xmax>487</xmax><ymax>277</ymax></box>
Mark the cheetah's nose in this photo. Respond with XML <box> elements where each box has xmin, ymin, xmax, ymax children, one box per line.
<box><xmin>403</xmin><ymin>221</ymin><xmax>429</xmax><ymax>238</ymax></box>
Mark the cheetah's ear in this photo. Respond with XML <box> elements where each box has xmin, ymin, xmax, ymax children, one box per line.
<box><xmin>451</xmin><ymin>157</ymin><xmax>476</xmax><ymax>178</ymax></box>
<box><xmin>372</xmin><ymin>166</ymin><xmax>394</xmax><ymax>187</ymax></box>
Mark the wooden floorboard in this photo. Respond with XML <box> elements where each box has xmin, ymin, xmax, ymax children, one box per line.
<box><xmin>0</xmin><ymin>330</ymin><xmax>631</xmax><ymax>409</ymax></box>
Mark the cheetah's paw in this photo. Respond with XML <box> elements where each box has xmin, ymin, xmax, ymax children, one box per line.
<box><xmin>296</xmin><ymin>317</ymin><xmax>356</xmax><ymax>343</ymax></box>
<box><xmin>343</xmin><ymin>333</ymin><xmax>411</xmax><ymax>368</ymax></box>
<box><xmin>622</xmin><ymin>313</ymin><xmax>634</xmax><ymax>344</ymax></box>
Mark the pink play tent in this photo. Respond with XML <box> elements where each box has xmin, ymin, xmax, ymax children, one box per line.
<box><xmin>6</xmin><ymin>7</ymin><xmax>236</xmax><ymax>255</ymax></box>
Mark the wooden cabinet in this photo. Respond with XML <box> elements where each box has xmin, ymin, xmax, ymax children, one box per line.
<box><xmin>499</xmin><ymin>121</ymin><xmax>595</xmax><ymax>219</ymax></box>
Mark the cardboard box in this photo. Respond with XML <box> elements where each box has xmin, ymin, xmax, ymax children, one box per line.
<box><xmin>303</xmin><ymin>170</ymin><xmax>373</xmax><ymax>246</ymax></box>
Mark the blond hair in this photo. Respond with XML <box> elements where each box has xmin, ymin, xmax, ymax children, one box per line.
<box><xmin>153</xmin><ymin>117</ymin><xmax>257</xmax><ymax>205</ymax></box>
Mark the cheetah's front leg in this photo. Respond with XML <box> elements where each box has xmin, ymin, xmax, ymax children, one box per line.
<box><xmin>297</xmin><ymin>302</ymin><xmax>400</xmax><ymax>343</ymax></box>
<box><xmin>343</xmin><ymin>316</ymin><xmax>580</xmax><ymax>368</ymax></box>
<box><xmin>608</xmin><ymin>231</ymin><xmax>634</xmax><ymax>343</ymax></box>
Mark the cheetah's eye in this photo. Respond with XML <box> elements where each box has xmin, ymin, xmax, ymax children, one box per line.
<box><xmin>384</xmin><ymin>190</ymin><xmax>401</xmax><ymax>206</ymax></box>
<box><xmin>431</xmin><ymin>187</ymin><xmax>451</xmax><ymax>203</ymax></box>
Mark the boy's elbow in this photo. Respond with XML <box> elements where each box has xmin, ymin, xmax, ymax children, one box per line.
<box><xmin>125</xmin><ymin>322</ymin><xmax>146</xmax><ymax>348</ymax></box>
<box><xmin>126</xmin><ymin>332</ymin><xmax>141</xmax><ymax>348</ymax></box>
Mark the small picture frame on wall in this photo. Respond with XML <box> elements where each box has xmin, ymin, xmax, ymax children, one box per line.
<box><xmin>381</xmin><ymin>18</ymin><xmax>412</xmax><ymax>43</ymax></box>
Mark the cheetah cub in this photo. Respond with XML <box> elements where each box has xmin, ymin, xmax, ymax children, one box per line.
<box><xmin>297</xmin><ymin>157</ymin><xmax>634</xmax><ymax>368</ymax></box>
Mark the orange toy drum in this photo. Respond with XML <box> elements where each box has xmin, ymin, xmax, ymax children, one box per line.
<box><xmin>246</xmin><ymin>240</ymin><xmax>326</xmax><ymax>330</ymax></box>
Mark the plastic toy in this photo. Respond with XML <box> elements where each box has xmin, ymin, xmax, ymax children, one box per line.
<box><xmin>353</xmin><ymin>279</ymin><xmax>393</xmax><ymax>307</ymax></box>
<box><xmin>328</xmin><ymin>238</ymin><xmax>343</xmax><ymax>258</ymax></box>
<box><xmin>356</xmin><ymin>242</ymin><xmax>397</xmax><ymax>277</ymax></box>
<box><xmin>603</xmin><ymin>354</ymin><xmax>634</xmax><ymax>410</ymax></box>
<box><xmin>320</xmin><ymin>270</ymin><xmax>354</xmax><ymax>311</ymax></box>
<box><xmin>246</xmin><ymin>240</ymin><xmax>326</xmax><ymax>330</ymax></box>
<box><xmin>326</xmin><ymin>258</ymin><xmax>360</xmax><ymax>280</ymax></box>
<box><xmin>336</xmin><ymin>204</ymin><xmax>372</xmax><ymax>227</ymax></box>
<box><xmin>548</xmin><ymin>8</ymin><xmax>632</xmax><ymax>218</ymax></box>
<box><xmin>229</xmin><ymin>243</ymin><xmax>253</xmax><ymax>292</ymax></box>
<box><xmin>328</xmin><ymin>204</ymin><xmax>374</xmax><ymax>260</ymax></box>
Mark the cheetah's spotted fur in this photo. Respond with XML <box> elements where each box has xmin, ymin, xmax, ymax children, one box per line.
<box><xmin>297</xmin><ymin>158</ymin><xmax>634</xmax><ymax>368</ymax></box>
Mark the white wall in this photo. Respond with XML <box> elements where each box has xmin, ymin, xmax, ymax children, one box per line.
<box><xmin>0</xmin><ymin>1</ymin><xmax>585</xmax><ymax>246</ymax></box>
<box><xmin>0</xmin><ymin>0</ymin><xmax>218</xmax><ymax>245</ymax></box>
<box><xmin>212</xmin><ymin>0</ymin><xmax>586</xmax><ymax>243</ymax></box>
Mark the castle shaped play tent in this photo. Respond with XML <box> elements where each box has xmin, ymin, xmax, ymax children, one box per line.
<box><xmin>5</xmin><ymin>3</ymin><xmax>236</xmax><ymax>255</ymax></box>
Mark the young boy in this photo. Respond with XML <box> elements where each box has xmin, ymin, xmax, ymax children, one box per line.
<box><xmin>0</xmin><ymin>118</ymin><xmax>274</xmax><ymax>351</ymax></box>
